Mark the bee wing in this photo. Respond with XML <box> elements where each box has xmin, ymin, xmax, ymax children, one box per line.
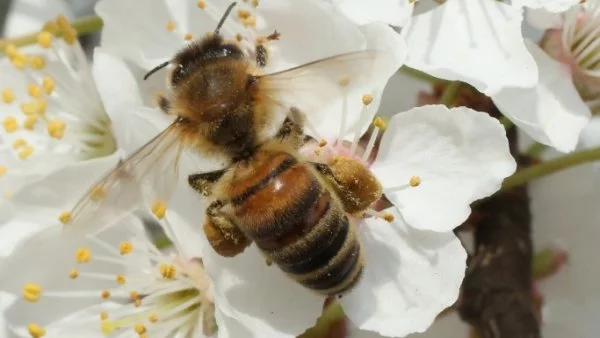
<box><xmin>258</xmin><ymin>51</ymin><xmax>395</xmax><ymax>137</ymax></box>
<box><xmin>63</xmin><ymin>121</ymin><xmax>184</xmax><ymax>236</ymax></box>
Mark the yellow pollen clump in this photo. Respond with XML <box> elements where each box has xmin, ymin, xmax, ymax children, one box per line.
<box><xmin>362</xmin><ymin>93</ymin><xmax>374</xmax><ymax>106</ymax></box>
<box><xmin>116</xmin><ymin>274</ymin><xmax>126</xmax><ymax>285</ymax></box>
<box><xmin>75</xmin><ymin>247</ymin><xmax>92</xmax><ymax>263</ymax></box>
<box><xmin>20</xmin><ymin>102</ymin><xmax>37</xmax><ymax>115</ymax></box>
<box><xmin>24</xmin><ymin>115</ymin><xmax>38</xmax><ymax>130</ymax></box>
<box><xmin>47</xmin><ymin>119</ymin><xmax>66</xmax><ymax>139</ymax></box>
<box><xmin>101</xmin><ymin>290</ymin><xmax>111</xmax><ymax>299</ymax></box>
<box><xmin>100</xmin><ymin>320</ymin><xmax>115</xmax><ymax>335</ymax></box>
<box><xmin>63</xmin><ymin>27</ymin><xmax>78</xmax><ymax>45</ymax></box>
<box><xmin>159</xmin><ymin>264</ymin><xmax>176</xmax><ymax>279</ymax></box>
<box><xmin>23</xmin><ymin>283</ymin><xmax>42</xmax><ymax>302</ymax></box>
<box><xmin>29</xmin><ymin>56</ymin><xmax>46</xmax><ymax>70</ymax></box>
<box><xmin>37</xmin><ymin>31</ymin><xmax>53</xmax><ymax>48</ymax></box>
<box><xmin>134</xmin><ymin>323</ymin><xmax>147</xmax><ymax>335</ymax></box>
<box><xmin>5</xmin><ymin>44</ymin><xmax>18</xmax><ymax>58</ymax></box>
<box><xmin>2</xmin><ymin>88</ymin><xmax>15</xmax><ymax>104</ymax></box>
<box><xmin>241</xmin><ymin>15</ymin><xmax>256</xmax><ymax>27</ymax></box>
<box><xmin>28</xmin><ymin>84</ymin><xmax>42</xmax><ymax>98</ymax></box>
<box><xmin>18</xmin><ymin>145</ymin><xmax>35</xmax><ymax>160</ymax></box>
<box><xmin>383</xmin><ymin>212</ymin><xmax>395</xmax><ymax>223</ymax></box>
<box><xmin>3</xmin><ymin>116</ymin><xmax>18</xmax><ymax>132</ymax></box>
<box><xmin>373</xmin><ymin>117</ymin><xmax>387</xmax><ymax>129</ymax></box>
<box><xmin>184</xmin><ymin>32</ymin><xmax>194</xmax><ymax>41</ymax></box>
<box><xmin>37</xmin><ymin>98</ymin><xmax>47</xmax><ymax>115</ymax></box>
<box><xmin>42</xmin><ymin>77</ymin><xmax>55</xmax><ymax>94</ymax></box>
<box><xmin>100</xmin><ymin>312</ymin><xmax>109</xmax><ymax>320</ymax></box>
<box><xmin>251</xmin><ymin>0</ymin><xmax>260</xmax><ymax>7</ymax></box>
<box><xmin>58</xmin><ymin>210</ymin><xmax>72</xmax><ymax>224</ymax></box>
<box><xmin>13</xmin><ymin>138</ymin><xmax>27</xmax><ymax>149</ymax></box>
<box><xmin>318</xmin><ymin>139</ymin><xmax>328</xmax><ymax>147</ymax></box>
<box><xmin>69</xmin><ymin>268</ymin><xmax>79</xmax><ymax>279</ymax></box>
<box><xmin>237</xmin><ymin>9</ymin><xmax>251</xmax><ymax>19</ymax></box>
<box><xmin>166</xmin><ymin>20</ymin><xmax>176</xmax><ymax>32</ymax></box>
<box><xmin>130</xmin><ymin>291</ymin><xmax>139</xmax><ymax>300</ymax></box>
<box><xmin>197</xmin><ymin>0</ymin><xmax>207</xmax><ymax>9</ymax></box>
<box><xmin>27</xmin><ymin>323</ymin><xmax>45</xmax><ymax>338</ymax></box>
<box><xmin>151</xmin><ymin>200</ymin><xmax>167</xmax><ymax>219</ymax></box>
<box><xmin>0</xmin><ymin>166</ymin><xmax>6</xmax><ymax>176</ymax></box>
<box><xmin>134</xmin><ymin>299</ymin><xmax>142</xmax><ymax>307</ymax></box>
<box><xmin>119</xmin><ymin>241</ymin><xmax>133</xmax><ymax>255</ymax></box>
<box><xmin>409</xmin><ymin>176</ymin><xmax>421</xmax><ymax>187</ymax></box>
<box><xmin>90</xmin><ymin>185</ymin><xmax>106</xmax><ymax>201</ymax></box>
<box><xmin>149</xmin><ymin>313</ymin><xmax>158</xmax><ymax>323</ymax></box>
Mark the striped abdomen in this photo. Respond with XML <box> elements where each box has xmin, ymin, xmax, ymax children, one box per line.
<box><xmin>227</xmin><ymin>151</ymin><xmax>363</xmax><ymax>295</ymax></box>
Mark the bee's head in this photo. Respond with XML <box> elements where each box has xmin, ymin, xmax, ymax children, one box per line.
<box><xmin>143</xmin><ymin>1</ymin><xmax>240</xmax><ymax>87</ymax></box>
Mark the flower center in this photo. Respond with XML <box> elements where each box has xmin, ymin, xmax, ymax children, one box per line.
<box><xmin>1</xmin><ymin>15</ymin><xmax>116</xmax><ymax>161</ymax></box>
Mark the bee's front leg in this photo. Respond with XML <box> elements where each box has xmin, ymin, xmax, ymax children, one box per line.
<box><xmin>254</xmin><ymin>30</ymin><xmax>280</xmax><ymax>68</ymax></box>
<box><xmin>154</xmin><ymin>93</ymin><xmax>172</xmax><ymax>115</ymax></box>
<box><xmin>203</xmin><ymin>200</ymin><xmax>251</xmax><ymax>257</ymax></box>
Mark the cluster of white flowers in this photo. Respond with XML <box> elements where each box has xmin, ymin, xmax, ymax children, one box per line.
<box><xmin>0</xmin><ymin>0</ymin><xmax>597</xmax><ymax>338</ymax></box>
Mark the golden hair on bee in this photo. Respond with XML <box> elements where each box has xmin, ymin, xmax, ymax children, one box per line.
<box><xmin>62</xmin><ymin>1</ymin><xmax>395</xmax><ymax>296</ymax></box>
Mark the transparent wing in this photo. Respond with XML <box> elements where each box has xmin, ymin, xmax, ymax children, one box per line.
<box><xmin>258</xmin><ymin>51</ymin><xmax>395</xmax><ymax>137</ymax></box>
<box><xmin>62</xmin><ymin>121</ymin><xmax>184</xmax><ymax>236</ymax></box>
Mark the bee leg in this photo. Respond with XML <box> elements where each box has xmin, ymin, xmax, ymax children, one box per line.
<box><xmin>188</xmin><ymin>170</ymin><xmax>226</xmax><ymax>197</ymax></box>
<box><xmin>254</xmin><ymin>30</ymin><xmax>280</xmax><ymax>68</ymax></box>
<box><xmin>311</xmin><ymin>161</ymin><xmax>382</xmax><ymax>215</ymax></box>
<box><xmin>203</xmin><ymin>200</ymin><xmax>251</xmax><ymax>257</ymax></box>
<box><xmin>154</xmin><ymin>93</ymin><xmax>172</xmax><ymax>115</ymax></box>
<box><xmin>275</xmin><ymin>108</ymin><xmax>306</xmax><ymax>149</ymax></box>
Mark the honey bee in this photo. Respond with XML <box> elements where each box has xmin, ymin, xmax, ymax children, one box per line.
<box><xmin>62</xmin><ymin>2</ymin><xmax>391</xmax><ymax>296</ymax></box>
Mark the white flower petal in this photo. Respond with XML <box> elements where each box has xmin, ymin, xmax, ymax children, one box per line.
<box><xmin>371</xmin><ymin>105</ymin><xmax>516</xmax><ymax>232</ymax></box>
<box><xmin>4</xmin><ymin>0</ymin><xmax>72</xmax><ymax>36</ymax></box>
<box><xmin>350</xmin><ymin>313</ymin><xmax>469</xmax><ymax>338</ymax></box>
<box><xmin>578</xmin><ymin>116</ymin><xmax>600</xmax><ymax>149</ymax></box>
<box><xmin>330</xmin><ymin>0</ymin><xmax>414</xmax><ymax>27</ymax></box>
<box><xmin>204</xmin><ymin>245</ymin><xmax>323</xmax><ymax>338</ymax></box>
<box><xmin>526</xmin><ymin>7</ymin><xmax>564</xmax><ymax>30</ymax></box>
<box><xmin>514</xmin><ymin>0</ymin><xmax>580</xmax><ymax>12</ymax></box>
<box><xmin>403</xmin><ymin>0</ymin><xmax>538</xmax><ymax>95</ymax></box>
<box><xmin>492</xmin><ymin>40</ymin><xmax>591</xmax><ymax>153</ymax></box>
<box><xmin>341</xmin><ymin>210</ymin><xmax>466</xmax><ymax>337</ymax></box>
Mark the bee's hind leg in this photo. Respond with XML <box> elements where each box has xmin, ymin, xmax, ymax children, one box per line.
<box><xmin>254</xmin><ymin>30</ymin><xmax>280</xmax><ymax>68</ymax></box>
<box><xmin>203</xmin><ymin>200</ymin><xmax>251</xmax><ymax>257</ymax></box>
<box><xmin>188</xmin><ymin>170</ymin><xmax>226</xmax><ymax>197</ymax></box>
<box><xmin>274</xmin><ymin>107</ymin><xmax>306</xmax><ymax>149</ymax></box>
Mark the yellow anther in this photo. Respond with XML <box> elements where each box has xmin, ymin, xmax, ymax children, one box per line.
<box><xmin>241</xmin><ymin>15</ymin><xmax>256</xmax><ymax>27</ymax></box>
<box><xmin>75</xmin><ymin>247</ymin><xmax>91</xmax><ymax>263</ymax></box>
<box><xmin>383</xmin><ymin>213</ymin><xmax>395</xmax><ymax>223</ymax></box>
<box><xmin>10</xmin><ymin>54</ymin><xmax>26</xmax><ymax>70</ymax></box>
<box><xmin>28</xmin><ymin>84</ymin><xmax>42</xmax><ymax>98</ymax></box>
<box><xmin>197</xmin><ymin>0</ymin><xmax>207</xmax><ymax>8</ymax></box>
<box><xmin>27</xmin><ymin>323</ymin><xmax>45</xmax><ymax>338</ymax></box>
<box><xmin>0</xmin><ymin>166</ymin><xmax>6</xmax><ymax>176</ymax></box>
<box><xmin>64</xmin><ymin>27</ymin><xmax>78</xmax><ymax>44</ymax></box>
<box><xmin>58</xmin><ymin>210</ymin><xmax>72</xmax><ymax>224</ymax></box>
<box><xmin>42</xmin><ymin>77</ymin><xmax>55</xmax><ymax>94</ymax></box>
<box><xmin>373</xmin><ymin>117</ymin><xmax>387</xmax><ymax>129</ymax></box>
<box><xmin>42</xmin><ymin>20</ymin><xmax>59</xmax><ymax>34</ymax></box>
<box><xmin>37</xmin><ymin>31</ymin><xmax>53</xmax><ymax>48</ymax></box>
<box><xmin>409</xmin><ymin>176</ymin><xmax>421</xmax><ymax>187</ymax></box>
<box><xmin>3</xmin><ymin>116</ymin><xmax>18</xmax><ymax>132</ymax></box>
<box><xmin>251</xmin><ymin>0</ymin><xmax>260</xmax><ymax>7</ymax></box>
<box><xmin>13</xmin><ymin>138</ymin><xmax>27</xmax><ymax>149</ymax></box>
<box><xmin>24</xmin><ymin>115</ymin><xmax>38</xmax><ymax>130</ymax></box>
<box><xmin>119</xmin><ymin>241</ymin><xmax>133</xmax><ymax>255</ymax></box>
<box><xmin>47</xmin><ymin>119</ymin><xmax>66</xmax><ymax>139</ymax></box>
<box><xmin>37</xmin><ymin>99</ymin><xmax>47</xmax><ymax>115</ymax></box>
<box><xmin>166</xmin><ymin>20</ymin><xmax>176</xmax><ymax>32</ymax></box>
<box><xmin>362</xmin><ymin>93</ymin><xmax>374</xmax><ymax>106</ymax></box>
<box><xmin>129</xmin><ymin>291</ymin><xmax>139</xmax><ymax>300</ymax></box>
<box><xmin>237</xmin><ymin>9</ymin><xmax>251</xmax><ymax>19</ymax></box>
<box><xmin>338</xmin><ymin>76</ymin><xmax>350</xmax><ymax>87</ymax></box>
<box><xmin>134</xmin><ymin>323</ymin><xmax>147</xmax><ymax>335</ymax></box>
<box><xmin>116</xmin><ymin>275</ymin><xmax>126</xmax><ymax>285</ymax></box>
<box><xmin>23</xmin><ymin>283</ymin><xmax>42</xmax><ymax>302</ymax></box>
<box><xmin>318</xmin><ymin>139</ymin><xmax>328</xmax><ymax>147</ymax></box>
<box><xmin>29</xmin><ymin>56</ymin><xmax>46</xmax><ymax>70</ymax></box>
<box><xmin>148</xmin><ymin>313</ymin><xmax>158</xmax><ymax>323</ymax></box>
<box><xmin>100</xmin><ymin>312</ymin><xmax>109</xmax><ymax>320</ymax></box>
<box><xmin>151</xmin><ymin>200</ymin><xmax>167</xmax><ymax>219</ymax></box>
<box><xmin>101</xmin><ymin>290</ymin><xmax>111</xmax><ymax>299</ymax></box>
<box><xmin>184</xmin><ymin>32</ymin><xmax>193</xmax><ymax>41</ymax></box>
<box><xmin>134</xmin><ymin>299</ymin><xmax>142</xmax><ymax>307</ymax></box>
<box><xmin>56</xmin><ymin>14</ymin><xmax>71</xmax><ymax>32</ymax></box>
<box><xmin>20</xmin><ymin>102</ymin><xmax>37</xmax><ymax>115</ymax></box>
<box><xmin>100</xmin><ymin>320</ymin><xmax>116</xmax><ymax>334</ymax></box>
<box><xmin>159</xmin><ymin>264</ymin><xmax>176</xmax><ymax>279</ymax></box>
<box><xmin>88</xmin><ymin>184</ymin><xmax>105</xmax><ymax>201</ymax></box>
<box><xmin>5</xmin><ymin>44</ymin><xmax>17</xmax><ymax>58</ymax></box>
<box><xmin>69</xmin><ymin>268</ymin><xmax>79</xmax><ymax>279</ymax></box>
<box><xmin>2</xmin><ymin>88</ymin><xmax>15</xmax><ymax>104</ymax></box>
<box><xmin>18</xmin><ymin>146</ymin><xmax>34</xmax><ymax>160</ymax></box>
<box><xmin>235</xmin><ymin>33</ymin><xmax>243</xmax><ymax>42</ymax></box>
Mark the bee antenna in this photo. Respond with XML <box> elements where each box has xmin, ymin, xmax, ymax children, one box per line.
<box><xmin>143</xmin><ymin>61</ymin><xmax>170</xmax><ymax>81</ymax></box>
<box><xmin>215</xmin><ymin>2</ymin><xmax>237</xmax><ymax>35</ymax></box>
